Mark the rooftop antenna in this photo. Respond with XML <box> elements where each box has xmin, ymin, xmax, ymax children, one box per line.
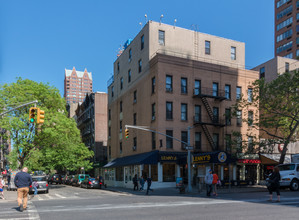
<box><xmin>174</xmin><ymin>19</ymin><xmax>177</xmax><ymax>28</ymax></box>
<box><xmin>145</xmin><ymin>14</ymin><xmax>148</xmax><ymax>23</ymax></box>
<box><xmin>160</xmin><ymin>14</ymin><xmax>164</xmax><ymax>24</ymax></box>
<box><xmin>139</xmin><ymin>22</ymin><xmax>142</xmax><ymax>30</ymax></box>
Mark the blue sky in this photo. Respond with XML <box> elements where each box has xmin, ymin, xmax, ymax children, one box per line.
<box><xmin>0</xmin><ymin>0</ymin><xmax>274</xmax><ymax>95</ymax></box>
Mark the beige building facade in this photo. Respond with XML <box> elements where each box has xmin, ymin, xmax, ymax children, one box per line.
<box><xmin>105</xmin><ymin>21</ymin><xmax>259</xmax><ymax>188</ymax></box>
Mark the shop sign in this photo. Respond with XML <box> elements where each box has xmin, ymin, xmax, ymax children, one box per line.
<box><xmin>193</xmin><ymin>155</ymin><xmax>211</xmax><ymax>163</ymax></box>
<box><xmin>237</xmin><ymin>159</ymin><xmax>261</xmax><ymax>164</ymax></box>
<box><xmin>160</xmin><ymin>155</ymin><xmax>177</xmax><ymax>162</ymax></box>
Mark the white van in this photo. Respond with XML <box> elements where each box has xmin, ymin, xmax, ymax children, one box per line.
<box><xmin>278</xmin><ymin>163</ymin><xmax>299</xmax><ymax>191</ymax></box>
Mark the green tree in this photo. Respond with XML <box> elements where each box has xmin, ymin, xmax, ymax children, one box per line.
<box><xmin>0</xmin><ymin>78</ymin><xmax>93</xmax><ymax>172</ymax></box>
<box><xmin>233</xmin><ymin>71</ymin><xmax>299</xmax><ymax>164</ymax></box>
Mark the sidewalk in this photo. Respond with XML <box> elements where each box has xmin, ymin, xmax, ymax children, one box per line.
<box><xmin>105</xmin><ymin>184</ymin><xmax>268</xmax><ymax>197</ymax></box>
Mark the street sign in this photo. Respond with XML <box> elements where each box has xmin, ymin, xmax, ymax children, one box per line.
<box><xmin>185</xmin><ymin>146</ymin><xmax>194</xmax><ymax>150</ymax></box>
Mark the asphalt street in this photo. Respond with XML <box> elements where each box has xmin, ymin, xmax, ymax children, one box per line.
<box><xmin>1</xmin><ymin>185</ymin><xmax>299</xmax><ymax>220</ymax></box>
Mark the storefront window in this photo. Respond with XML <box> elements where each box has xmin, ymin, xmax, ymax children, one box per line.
<box><xmin>115</xmin><ymin>167</ymin><xmax>124</xmax><ymax>181</ymax></box>
<box><xmin>163</xmin><ymin>164</ymin><xmax>176</xmax><ymax>182</ymax></box>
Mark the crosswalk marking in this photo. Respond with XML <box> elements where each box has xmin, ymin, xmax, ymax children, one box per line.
<box><xmin>55</xmin><ymin>193</ymin><xmax>66</xmax><ymax>198</ymax></box>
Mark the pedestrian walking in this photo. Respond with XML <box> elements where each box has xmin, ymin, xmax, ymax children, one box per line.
<box><xmin>0</xmin><ymin>176</ymin><xmax>7</xmax><ymax>199</ymax></box>
<box><xmin>145</xmin><ymin>176</ymin><xmax>153</xmax><ymax>195</ymax></box>
<box><xmin>139</xmin><ymin>176</ymin><xmax>145</xmax><ymax>191</ymax></box>
<box><xmin>267</xmin><ymin>166</ymin><xmax>281</xmax><ymax>202</ymax></box>
<box><xmin>212</xmin><ymin>171</ymin><xmax>219</xmax><ymax>196</ymax></box>
<box><xmin>32</xmin><ymin>180</ymin><xmax>39</xmax><ymax>197</ymax></box>
<box><xmin>205</xmin><ymin>169</ymin><xmax>213</xmax><ymax>197</ymax></box>
<box><xmin>14</xmin><ymin>167</ymin><xmax>32</xmax><ymax>212</ymax></box>
<box><xmin>133</xmin><ymin>174</ymin><xmax>139</xmax><ymax>191</ymax></box>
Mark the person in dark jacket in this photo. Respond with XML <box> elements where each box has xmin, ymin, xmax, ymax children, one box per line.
<box><xmin>267</xmin><ymin>166</ymin><xmax>281</xmax><ymax>202</ymax></box>
<box><xmin>14</xmin><ymin>167</ymin><xmax>32</xmax><ymax>212</ymax></box>
<box><xmin>133</xmin><ymin>174</ymin><xmax>139</xmax><ymax>191</ymax></box>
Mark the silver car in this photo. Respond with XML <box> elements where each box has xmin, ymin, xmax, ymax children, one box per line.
<box><xmin>30</xmin><ymin>176</ymin><xmax>49</xmax><ymax>194</ymax></box>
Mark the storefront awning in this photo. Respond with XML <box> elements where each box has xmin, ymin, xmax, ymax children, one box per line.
<box><xmin>159</xmin><ymin>151</ymin><xmax>187</xmax><ymax>164</ymax></box>
<box><xmin>103</xmin><ymin>150</ymin><xmax>159</xmax><ymax>168</ymax></box>
<box><xmin>259</xmin><ymin>154</ymin><xmax>291</xmax><ymax>165</ymax></box>
<box><xmin>192</xmin><ymin>151</ymin><xmax>235</xmax><ymax>164</ymax></box>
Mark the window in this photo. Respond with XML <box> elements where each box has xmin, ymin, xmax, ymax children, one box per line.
<box><xmin>248</xmin><ymin>88</ymin><xmax>253</xmax><ymax>102</ymax></box>
<box><xmin>120</xmin><ymin>77</ymin><xmax>123</xmax><ymax>90</ymax></box>
<box><xmin>205</xmin><ymin>40</ymin><xmax>211</xmax><ymax>55</ymax></box>
<box><xmin>138</xmin><ymin>59</ymin><xmax>142</xmax><ymax>73</ymax></box>
<box><xmin>111</xmin><ymin>86</ymin><xmax>114</xmax><ymax>97</ymax></box>
<box><xmin>213</xmin><ymin>133</ymin><xmax>219</xmax><ymax>150</ymax></box>
<box><xmin>166</xmin><ymin>75</ymin><xmax>173</xmax><ymax>92</ymax></box>
<box><xmin>236</xmin><ymin>86</ymin><xmax>241</xmax><ymax>100</ymax></box>
<box><xmin>248</xmin><ymin>111</ymin><xmax>253</xmax><ymax>126</ymax></box>
<box><xmin>108</xmin><ymin>127</ymin><xmax>111</xmax><ymax>138</ymax></box>
<box><xmin>159</xmin><ymin>30</ymin><xmax>165</xmax><ymax>45</ymax></box>
<box><xmin>166</xmin><ymin>130</ymin><xmax>173</xmax><ymax>149</ymax></box>
<box><xmin>133</xmin><ymin>113</ymin><xmax>137</xmax><ymax>125</ymax></box>
<box><xmin>237</xmin><ymin>110</ymin><xmax>242</xmax><ymax>126</ymax></box>
<box><xmin>133</xmin><ymin>137</ymin><xmax>137</xmax><ymax>151</ymax></box>
<box><xmin>213</xmin><ymin>107</ymin><xmax>219</xmax><ymax>123</ymax></box>
<box><xmin>236</xmin><ymin>135</ymin><xmax>242</xmax><ymax>152</ymax></box>
<box><xmin>120</xmin><ymin>101</ymin><xmax>123</xmax><ymax>113</ymax></box>
<box><xmin>181</xmin><ymin>77</ymin><xmax>187</xmax><ymax>94</ymax></box>
<box><xmin>129</xmin><ymin>48</ymin><xmax>132</xmax><ymax>62</ymax></box>
<box><xmin>285</xmin><ymin>62</ymin><xmax>290</xmax><ymax>72</ymax></box>
<box><xmin>109</xmin><ymin>146</ymin><xmax>111</xmax><ymax>158</ymax></box>
<box><xmin>225</xmin><ymin>108</ymin><xmax>231</xmax><ymax>126</ymax></box>
<box><xmin>117</xmin><ymin>62</ymin><xmax>120</xmax><ymax>74</ymax></box>
<box><xmin>141</xmin><ymin>35</ymin><xmax>144</xmax><ymax>50</ymax></box>
<box><xmin>152</xmin><ymin>132</ymin><xmax>156</xmax><ymax>150</ymax></box>
<box><xmin>277</xmin><ymin>29</ymin><xmax>293</xmax><ymax>43</ymax></box>
<box><xmin>213</xmin><ymin>83</ymin><xmax>218</xmax><ymax>96</ymax></box>
<box><xmin>260</xmin><ymin>67</ymin><xmax>265</xmax><ymax>79</ymax></box>
<box><xmin>195</xmin><ymin>132</ymin><xmax>201</xmax><ymax>150</ymax></box>
<box><xmin>119</xmin><ymin>121</ymin><xmax>122</xmax><ymax>132</ymax></box>
<box><xmin>133</xmin><ymin>90</ymin><xmax>137</xmax><ymax>103</ymax></box>
<box><xmin>108</xmin><ymin>109</ymin><xmax>111</xmax><ymax>120</ymax></box>
<box><xmin>181</xmin><ymin>103</ymin><xmax>188</xmax><ymax>121</ymax></box>
<box><xmin>194</xmin><ymin>105</ymin><xmax>201</xmax><ymax>122</ymax></box>
<box><xmin>225</xmin><ymin>134</ymin><xmax>232</xmax><ymax>153</ymax></box>
<box><xmin>277</xmin><ymin>5</ymin><xmax>293</xmax><ymax>20</ymax></box>
<box><xmin>277</xmin><ymin>17</ymin><xmax>293</xmax><ymax>31</ymax></box>
<box><xmin>231</xmin><ymin>46</ymin><xmax>236</xmax><ymax>60</ymax></box>
<box><xmin>166</xmin><ymin>102</ymin><xmax>173</xmax><ymax>120</ymax></box>
<box><xmin>152</xmin><ymin>103</ymin><xmax>156</xmax><ymax>120</ymax></box>
<box><xmin>248</xmin><ymin>136</ymin><xmax>253</xmax><ymax>152</ymax></box>
<box><xmin>284</xmin><ymin>53</ymin><xmax>293</xmax><ymax>59</ymax></box>
<box><xmin>277</xmin><ymin>41</ymin><xmax>293</xmax><ymax>54</ymax></box>
<box><xmin>181</xmin><ymin>131</ymin><xmax>188</xmax><ymax>150</ymax></box>
<box><xmin>152</xmin><ymin>77</ymin><xmax>156</xmax><ymax>94</ymax></box>
<box><xmin>277</xmin><ymin>0</ymin><xmax>291</xmax><ymax>8</ymax></box>
<box><xmin>194</xmin><ymin>80</ymin><xmax>201</xmax><ymax>95</ymax></box>
<box><xmin>225</xmin><ymin>84</ymin><xmax>231</xmax><ymax>99</ymax></box>
<box><xmin>128</xmin><ymin>69</ymin><xmax>131</xmax><ymax>83</ymax></box>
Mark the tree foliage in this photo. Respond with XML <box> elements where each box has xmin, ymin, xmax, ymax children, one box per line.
<box><xmin>233</xmin><ymin>71</ymin><xmax>299</xmax><ymax>164</ymax></box>
<box><xmin>0</xmin><ymin>78</ymin><xmax>93</xmax><ymax>173</ymax></box>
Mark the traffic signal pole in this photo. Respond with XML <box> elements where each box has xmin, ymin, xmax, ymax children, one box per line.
<box><xmin>125</xmin><ymin>125</ymin><xmax>193</xmax><ymax>192</ymax></box>
<box><xmin>0</xmin><ymin>100</ymin><xmax>38</xmax><ymax>117</ymax></box>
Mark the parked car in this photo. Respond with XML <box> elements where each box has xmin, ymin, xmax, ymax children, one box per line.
<box><xmin>29</xmin><ymin>176</ymin><xmax>49</xmax><ymax>194</ymax></box>
<box><xmin>81</xmin><ymin>178</ymin><xmax>100</xmax><ymax>189</ymax></box>
<box><xmin>278</xmin><ymin>163</ymin><xmax>299</xmax><ymax>191</ymax></box>
<box><xmin>71</xmin><ymin>174</ymin><xmax>90</xmax><ymax>187</ymax></box>
<box><xmin>63</xmin><ymin>175</ymin><xmax>74</xmax><ymax>185</ymax></box>
<box><xmin>48</xmin><ymin>174</ymin><xmax>63</xmax><ymax>184</ymax></box>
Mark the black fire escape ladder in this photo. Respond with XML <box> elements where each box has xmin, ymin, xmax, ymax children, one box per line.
<box><xmin>200</xmin><ymin>124</ymin><xmax>215</xmax><ymax>151</ymax></box>
<box><xmin>201</xmin><ymin>97</ymin><xmax>214</xmax><ymax>121</ymax></box>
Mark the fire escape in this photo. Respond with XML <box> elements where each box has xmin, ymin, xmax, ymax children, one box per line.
<box><xmin>193</xmin><ymin>87</ymin><xmax>226</xmax><ymax>151</ymax></box>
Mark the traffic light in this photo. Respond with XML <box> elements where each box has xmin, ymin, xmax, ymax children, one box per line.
<box><xmin>37</xmin><ymin>108</ymin><xmax>45</xmax><ymax>124</ymax></box>
<box><xmin>29</xmin><ymin>107</ymin><xmax>37</xmax><ymax>123</ymax></box>
<box><xmin>125</xmin><ymin>128</ymin><xmax>129</xmax><ymax>139</ymax></box>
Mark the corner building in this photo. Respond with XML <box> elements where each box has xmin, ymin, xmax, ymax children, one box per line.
<box><xmin>105</xmin><ymin>21</ymin><xmax>259</xmax><ymax>188</ymax></box>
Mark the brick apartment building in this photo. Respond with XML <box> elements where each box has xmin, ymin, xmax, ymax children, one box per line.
<box><xmin>275</xmin><ymin>0</ymin><xmax>299</xmax><ymax>58</ymax></box>
<box><xmin>75</xmin><ymin>92</ymin><xmax>108</xmax><ymax>176</ymax></box>
<box><xmin>64</xmin><ymin>67</ymin><xmax>93</xmax><ymax>104</ymax></box>
<box><xmin>104</xmin><ymin>21</ymin><xmax>259</xmax><ymax>188</ymax></box>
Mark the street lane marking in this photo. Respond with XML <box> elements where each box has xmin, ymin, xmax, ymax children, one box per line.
<box><xmin>55</xmin><ymin>193</ymin><xmax>66</xmax><ymax>198</ymax></box>
<box><xmin>44</xmin><ymin>194</ymin><xmax>52</xmax><ymax>199</ymax></box>
<box><xmin>28</xmin><ymin>201</ymin><xmax>41</xmax><ymax>220</ymax></box>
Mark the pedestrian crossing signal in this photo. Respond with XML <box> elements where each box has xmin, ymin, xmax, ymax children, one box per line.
<box><xmin>125</xmin><ymin>129</ymin><xmax>129</xmax><ymax>139</ymax></box>
<box><xmin>29</xmin><ymin>107</ymin><xmax>37</xmax><ymax>123</ymax></box>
